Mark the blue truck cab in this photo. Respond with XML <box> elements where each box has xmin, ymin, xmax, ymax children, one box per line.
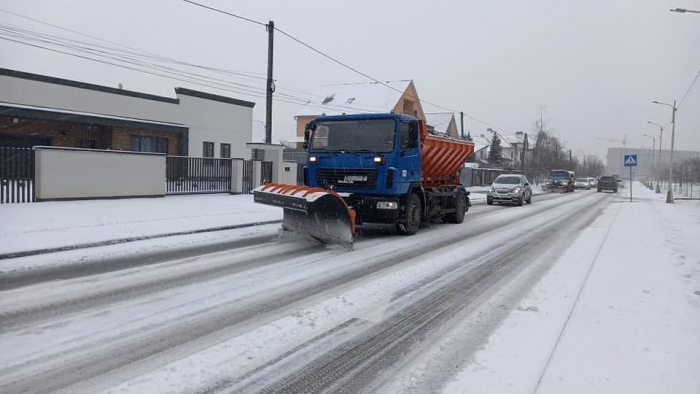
<box><xmin>303</xmin><ymin>113</ymin><xmax>422</xmax><ymax>225</ymax></box>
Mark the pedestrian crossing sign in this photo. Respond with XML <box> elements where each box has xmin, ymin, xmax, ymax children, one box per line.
<box><xmin>624</xmin><ymin>154</ymin><xmax>637</xmax><ymax>167</ymax></box>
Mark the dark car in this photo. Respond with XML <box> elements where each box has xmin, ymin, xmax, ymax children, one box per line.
<box><xmin>597</xmin><ymin>176</ymin><xmax>618</xmax><ymax>193</ymax></box>
<box><xmin>487</xmin><ymin>174</ymin><xmax>533</xmax><ymax>206</ymax></box>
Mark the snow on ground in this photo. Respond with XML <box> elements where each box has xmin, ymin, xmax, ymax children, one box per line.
<box><xmin>443</xmin><ymin>183</ymin><xmax>700</xmax><ymax>394</ymax></box>
<box><xmin>0</xmin><ymin>194</ymin><xmax>281</xmax><ymax>255</ymax></box>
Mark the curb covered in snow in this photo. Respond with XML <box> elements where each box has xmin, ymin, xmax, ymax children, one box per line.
<box><xmin>0</xmin><ymin>220</ymin><xmax>282</xmax><ymax>260</ymax></box>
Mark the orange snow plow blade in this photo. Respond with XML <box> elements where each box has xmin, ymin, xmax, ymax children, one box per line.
<box><xmin>253</xmin><ymin>183</ymin><xmax>356</xmax><ymax>249</ymax></box>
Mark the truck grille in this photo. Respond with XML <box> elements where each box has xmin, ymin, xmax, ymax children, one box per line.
<box><xmin>317</xmin><ymin>169</ymin><xmax>377</xmax><ymax>190</ymax></box>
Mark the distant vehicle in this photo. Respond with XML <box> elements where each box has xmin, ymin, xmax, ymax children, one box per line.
<box><xmin>575</xmin><ymin>178</ymin><xmax>591</xmax><ymax>190</ymax></box>
<box><xmin>588</xmin><ymin>177</ymin><xmax>597</xmax><ymax>188</ymax></box>
<box><xmin>616</xmin><ymin>178</ymin><xmax>625</xmax><ymax>189</ymax></box>
<box><xmin>487</xmin><ymin>174</ymin><xmax>532</xmax><ymax>206</ymax></box>
<box><xmin>543</xmin><ymin>169</ymin><xmax>575</xmax><ymax>192</ymax></box>
<box><xmin>597</xmin><ymin>176</ymin><xmax>618</xmax><ymax>193</ymax></box>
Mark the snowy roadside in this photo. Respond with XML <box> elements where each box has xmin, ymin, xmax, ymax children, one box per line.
<box><xmin>0</xmin><ymin>194</ymin><xmax>281</xmax><ymax>256</ymax></box>
<box><xmin>443</xmin><ymin>183</ymin><xmax>700</xmax><ymax>394</ymax></box>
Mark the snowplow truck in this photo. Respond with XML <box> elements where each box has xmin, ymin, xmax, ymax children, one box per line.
<box><xmin>253</xmin><ymin>113</ymin><xmax>475</xmax><ymax>248</ymax></box>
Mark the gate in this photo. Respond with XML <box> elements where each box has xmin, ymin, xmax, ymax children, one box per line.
<box><xmin>166</xmin><ymin>156</ymin><xmax>231</xmax><ymax>194</ymax></box>
<box><xmin>0</xmin><ymin>147</ymin><xmax>35</xmax><ymax>203</ymax></box>
<box><xmin>261</xmin><ymin>161</ymin><xmax>273</xmax><ymax>185</ymax></box>
<box><xmin>242</xmin><ymin>159</ymin><xmax>253</xmax><ymax>194</ymax></box>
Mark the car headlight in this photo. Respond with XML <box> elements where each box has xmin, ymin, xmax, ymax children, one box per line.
<box><xmin>488</xmin><ymin>186</ymin><xmax>495</xmax><ymax>192</ymax></box>
<box><xmin>511</xmin><ymin>186</ymin><xmax>521</xmax><ymax>193</ymax></box>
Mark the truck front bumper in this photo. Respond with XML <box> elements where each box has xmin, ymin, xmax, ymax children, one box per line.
<box><xmin>344</xmin><ymin>195</ymin><xmax>401</xmax><ymax>225</ymax></box>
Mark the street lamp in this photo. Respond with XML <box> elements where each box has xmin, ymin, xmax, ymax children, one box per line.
<box><xmin>646</xmin><ymin>120</ymin><xmax>664</xmax><ymax>192</ymax></box>
<box><xmin>652</xmin><ymin>100</ymin><xmax>678</xmax><ymax>203</ymax></box>
<box><xmin>670</xmin><ymin>8</ymin><xmax>700</xmax><ymax>13</ymax></box>
<box><xmin>642</xmin><ymin>134</ymin><xmax>656</xmax><ymax>188</ymax></box>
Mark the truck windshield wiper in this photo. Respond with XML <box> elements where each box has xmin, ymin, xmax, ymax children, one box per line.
<box><xmin>347</xmin><ymin>149</ymin><xmax>379</xmax><ymax>155</ymax></box>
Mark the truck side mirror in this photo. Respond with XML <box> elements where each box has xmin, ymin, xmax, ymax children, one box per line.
<box><xmin>408</xmin><ymin>120</ymin><xmax>419</xmax><ymax>148</ymax></box>
<box><xmin>304</xmin><ymin>121</ymin><xmax>315</xmax><ymax>149</ymax></box>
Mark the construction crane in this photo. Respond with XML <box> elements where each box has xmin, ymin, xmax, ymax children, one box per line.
<box><xmin>597</xmin><ymin>134</ymin><xmax>628</xmax><ymax>148</ymax></box>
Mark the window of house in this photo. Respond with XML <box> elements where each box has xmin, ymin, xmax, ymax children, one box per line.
<box><xmin>402</xmin><ymin>99</ymin><xmax>415</xmax><ymax>115</ymax></box>
<box><xmin>130</xmin><ymin>135</ymin><xmax>168</xmax><ymax>153</ymax></box>
<box><xmin>220</xmin><ymin>143</ymin><xmax>231</xmax><ymax>158</ymax></box>
<box><xmin>252</xmin><ymin>148</ymin><xmax>265</xmax><ymax>160</ymax></box>
<box><xmin>203</xmin><ymin>141</ymin><xmax>215</xmax><ymax>158</ymax></box>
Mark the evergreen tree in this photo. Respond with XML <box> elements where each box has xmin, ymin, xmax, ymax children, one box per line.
<box><xmin>488</xmin><ymin>132</ymin><xmax>503</xmax><ymax>164</ymax></box>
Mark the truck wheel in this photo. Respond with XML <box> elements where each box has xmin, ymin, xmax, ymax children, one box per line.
<box><xmin>445</xmin><ymin>192</ymin><xmax>467</xmax><ymax>224</ymax></box>
<box><xmin>397</xmin><ymin>193</ymin><xmax>422</xmax><ymax>235</ymax></box>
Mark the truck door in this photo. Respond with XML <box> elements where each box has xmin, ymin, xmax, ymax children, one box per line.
<box><xmin>396</xmin><ymin>120</ymin><xmax>421</xmax><ymax>193</ymax></box>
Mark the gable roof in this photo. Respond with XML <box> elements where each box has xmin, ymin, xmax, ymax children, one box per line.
<box><xmin>306</xmin><ymin>80</ymin><xmax>412</xmax><ymax>115</ymax></box>
<box><xmin>471</xmin><ymin>134</ymin><xmax>491</xmax><ymax>153</ymax></box>
<box><xmin>425</xmin><ymin>112</ymin><xmax>456</xmax><ymax>134</ymax></box>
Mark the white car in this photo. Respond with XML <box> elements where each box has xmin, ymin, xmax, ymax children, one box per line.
<box><xmin>575</xmin><ymin>178</ymin><xmax>591</xmax><ymax>190</ymax></box>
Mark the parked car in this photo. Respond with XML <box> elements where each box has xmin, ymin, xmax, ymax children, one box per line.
<box><xmin>575</xmin><ymin>178</ymin><xmax>591</xmax><ymax>190</ymax></box>
<box><xmin>597</xmin><ymin>176</ymin><xmax>618</xmax><ymax>192</ymax></box>
<box><xmin>588</xmin><ymin>177</ymin><xmax>597</xmax><ymax>188</ymax></box>
<box><xmin>487</xmin><ymin>174</ymin><xmax>533</xmax><ymax>206</ymax></box>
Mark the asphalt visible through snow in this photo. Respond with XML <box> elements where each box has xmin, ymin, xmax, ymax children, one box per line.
<box><xmin>0</xmin><ymin>190</ymin><xmax>611</xmax><ymax>394</ymax></box>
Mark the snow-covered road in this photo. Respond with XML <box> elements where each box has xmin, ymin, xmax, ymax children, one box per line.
<box><xmin>0</xmin><ymin>190</ymin><xmax>611</xmax><ymax>393</ymax></box>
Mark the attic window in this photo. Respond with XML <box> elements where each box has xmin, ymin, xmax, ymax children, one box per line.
<box><xmin>322</xmin><ymin>94</ymin><xmax>335</xmax><ymax>105</ymax></box>
<box><xmin>345</xmin><ymin>97</ymin><xmax>355</xmax><ymax>105</ymax></box>
<box><xmin>402</xmin><ymin>99</ymin><xmax>415</xmax><ymax>115</ymax></box>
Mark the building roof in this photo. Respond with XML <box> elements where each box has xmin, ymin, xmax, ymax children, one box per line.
<box><xmin>306</xmin><ymin>80</ymin><xmax>412</xmax><ymax>115</ymax></box>
<box><xmin>0</xmin><ymin>102</ymin><xmax>189</xmax><ymax>133</ymax></box>
<box><xmin>471</xmin><ymin>134</ymin><xmax>491</xmax><ymax>153</ymax></box>
<box><xmin>0</xmin><ymin>67</ymin><xmax>255</xmax><ymax>108</ymax></box>
<box><xmin>425</xmin><ymin>112</ymin><xmax>455</xmax><ymax>134</ymax></box>
<box><xmin>501</xmin><ymin>131</ymin><xmax>526</xmax><ymax>146</ymax></box>
<box><xmin>174</xmin><ymin>87</ymin><xmax>255</xmax><ymax>108</ymax></box>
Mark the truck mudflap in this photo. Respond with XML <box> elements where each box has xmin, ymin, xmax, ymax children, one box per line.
<box><xmin>253</xmin><ymin>183</ymin><xmax>356</xmax><ymax>249</ymax></box>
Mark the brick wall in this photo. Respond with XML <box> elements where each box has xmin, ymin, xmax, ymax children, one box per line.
<box><xmin>112</xmin><ymin>127</ymin><xmax>181</xmax><ymax>155</ymax></box>
<box><xmin>0</xmin><ymin>116</ymin><xmax>182</xmax><ymax>155</ymax></box>
<box><xmin>0</xmin><ymin>117</ymin><xmax>83</xmax><ymax>147</ymax></box>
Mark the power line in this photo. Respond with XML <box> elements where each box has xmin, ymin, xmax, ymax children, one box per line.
<box><xmin>0</xmin><ymin>9</ymin><xmax>267</xmax><ymax>80</ymax></box>
<box><xmin>678</xmin><ymin>68</ymin><xmax>700</xmax><ymax>109</ymax></box>
<box><xmin>182</xmin><ymin>0</ymin><xmax>267</xmax><ymax>26</ymax></box>
<box><xmin>180</xmin><ymin>1</ymin><xmax>509</xmax><ymax>131</ymax></box>
<box><xmin>0</xmin><ymin>34</ymin><xmax>387</xmax><ymax>114</ymax></box>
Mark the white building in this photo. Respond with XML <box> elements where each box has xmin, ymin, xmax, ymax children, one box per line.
<box><xmin>0</xmin><ymin>67</ymin><xmax>255</xmax><ymax>158</ymax></box>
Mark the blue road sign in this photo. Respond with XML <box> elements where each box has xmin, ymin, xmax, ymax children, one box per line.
<box><xmin>624</xmin><ymin>154</ymin><xmax>638</xmax><ymax>167</ymax></box>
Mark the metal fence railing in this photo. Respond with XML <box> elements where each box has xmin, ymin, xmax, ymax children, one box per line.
<box><xmin>166</xmin><ymin>156</ymin><xmax>232</xmax><ymax>194</ymax></box>
<box><xmin>242</xmin><ymin>159</ymin><xmax>253</xmax><ymax>194</ymax></box>
<box><xmin>0</xmin><ymin>147</ymin><xmax>35</xmax><ymax>203</ymax></box>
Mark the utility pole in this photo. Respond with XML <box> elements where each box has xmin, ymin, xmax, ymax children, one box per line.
<box><xmin>265</xmin><ymin>20</ymin><xmax>275</xmax><ymax>144</ymax></box>
<box><xmin>667</xmin><ymin>100</ymin><xmax>677</xmax><ymax>203</ymax></box>
<box><xmin>460</xmin><ymin>111</ymin><xmax>465</xmax><ymax>139</ymax></box>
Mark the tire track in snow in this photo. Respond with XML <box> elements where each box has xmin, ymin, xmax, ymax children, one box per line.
<box><xmin>0</xmin><ymin>192</ymin><xmax>587</xmax><ymax>394</ymax></box>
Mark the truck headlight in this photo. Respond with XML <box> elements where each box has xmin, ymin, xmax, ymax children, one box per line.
<box><xmin>561</xmin><ymin>180</ymin><xmax>568</xmax><ymax>185</ymax></box>
<box><xmin>377</xmin><ymin>201</ymin><xmax>398</xmax><ymax>210</ymax></box>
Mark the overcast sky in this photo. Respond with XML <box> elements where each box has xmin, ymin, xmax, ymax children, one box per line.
<box><xmin>1</xmin><ymin>0</ymin><xmax>698</xmax><ymax>160</ymax></box>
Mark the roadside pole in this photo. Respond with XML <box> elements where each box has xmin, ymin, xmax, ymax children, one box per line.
<box><xmin>624</xmin><ymin>154</ymin><xmax>637</xmax><ymax>202</ymax></box>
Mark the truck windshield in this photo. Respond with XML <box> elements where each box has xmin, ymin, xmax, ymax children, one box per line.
<box><xmin>311</xmin><ymin>119</ymin><xmax>396</xmax><ymax>153</ymax></box>
<box><xmin>549</xmin><ymin>171</ymin><xmax>570</xmax><ymax>178</ymax></box>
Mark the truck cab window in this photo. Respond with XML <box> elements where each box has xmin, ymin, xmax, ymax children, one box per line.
<box><xmin>400</xmin><ymin>122</ymin><xmax>411</xmax><ymax>151</ymax></box>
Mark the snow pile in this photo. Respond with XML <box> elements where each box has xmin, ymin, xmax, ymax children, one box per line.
<box><xmin>444</xmin><ymin>182</ymin><xmax>700</xmax><ymax>393</ymax></box>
